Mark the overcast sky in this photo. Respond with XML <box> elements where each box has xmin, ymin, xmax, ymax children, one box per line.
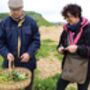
<box><xmin>0</xmin><ymin>0</ymin><xmax>90</xmax><ymax>22</ymax></box>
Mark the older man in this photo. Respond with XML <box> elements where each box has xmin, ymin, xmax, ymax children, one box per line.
<box><xmin>0</xmin><ymin>0</ymin><xmax>40</xmax><ymax>90</ymax></box>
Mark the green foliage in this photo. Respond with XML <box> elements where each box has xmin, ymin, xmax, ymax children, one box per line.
<box><xmin>0</xmin><ymin>55</ymin><xmax>4</xmax><ymax>69</ymax></box>
<box><xmin>0</xmin><ymin>69</ymin><xmax>27</xmax><ymax>83</ymax></box>
<box><xmin>26</xmin><ymin>11</ymin><xmax>53</xmax><ymax>26</ymax></box>
<box><xmin>11</xmin><ymin>70</ymin><xmax>27</xmax><ymax>81</ymax></box>
<box><xmin>66</xmin><ymin>86</ymin><xmax>76</xmax><ymax>90</ymax></box>
<box><xmin>33</xmin><ymin>73</ymin><xmax>76</xmax><ymax>90</ymax></box>
<box><xmin>36</xmin><ymin>39</ymin><xmax>63</xmax><ymax>60</ymax></box>
<box><xmin>33</xmin><ymin>74</ymin><xmax>60</xmax><ymax>90</ymax></box>
<box><xmin>0</xmin><ymin>11</ymin><xmax>53</xmax><ymax>26</ymax></box>
<box><xmin>0</xmin><ymin>13</ymin><xmax>9</xmax><ymax>19</ymax></box>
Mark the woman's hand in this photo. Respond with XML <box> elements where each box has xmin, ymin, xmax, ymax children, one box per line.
<box><xmin>58</xmin><ymin>46</ymin><xmax>65</xmax><ymax>54</ymax></box>
<box><xmin>65</xmin><ymin>45</ymin><xmax>78</xmax><ymax>53</ymax></box>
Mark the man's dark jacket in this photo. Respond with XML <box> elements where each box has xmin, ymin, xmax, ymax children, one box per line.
<box><xmin>0</xmin><ymin>15</ymin><xmax>40</xmax><ymax>70</ymax></box>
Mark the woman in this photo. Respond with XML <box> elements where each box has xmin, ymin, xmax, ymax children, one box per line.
<box><xmin>57</xmin><ymin>4</ymin><xmax>90</xmax><ymax>90</ymax></box>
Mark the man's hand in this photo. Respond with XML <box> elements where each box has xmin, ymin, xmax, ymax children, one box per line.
<box><xmin>65</xmin><ymin>45</ymin><xmax>78</xmax><ymax>53</ymax></box>
<box><xmin>7</xmin><ymin>53</ymin><xmax>14</xmax><ymax>61</ymax></box>
<box><xmin>20</xmin><ymin>53</ymin><xmax>30</xmax><ymax>63</ymax></box>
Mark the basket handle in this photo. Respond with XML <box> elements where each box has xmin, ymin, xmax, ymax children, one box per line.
<box><xmin>8</xmin><ymin>60</ymin><xmax>15</xmax><ymax>71</ymax></box>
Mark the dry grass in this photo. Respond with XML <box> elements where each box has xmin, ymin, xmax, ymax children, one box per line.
<box><xmin>39</xmin><ymin>25</ymin><xmax>63</xmax><ymax>42</ymax></box>
<box><xmin>37</xmin><ymin>26</ymin><xmax>63</xmax><ymax>78</ymax></box>
<box><xmin>37</xmin><ymin>57</ymin><xmax>61</xmax><ymax>79</ymax></box>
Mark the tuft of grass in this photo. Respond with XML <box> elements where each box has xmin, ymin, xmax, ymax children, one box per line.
<box><xmin>0</xmin><ymin>55</ymin><xmax>4</xmax><ymax>69</ymax></box>
<box><xmin>66</xmin><ymin>86</ymin><xmax>76</xmax><ymax>90</ymax></box>
<box><xmin>33</xmin><ymin>71</ymin><xmax>76</xmax><ymax>90</ymax></box>
<box><xmin>33</xmin><ymin>74</ymin><xmax>60</xmax><ymax>90</ymax></box>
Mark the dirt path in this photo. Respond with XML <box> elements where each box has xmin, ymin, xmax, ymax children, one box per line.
<box><xmin>37</xmin><ymin>57</ymin><xmax>61</xmax><ymax>79</ymax></box>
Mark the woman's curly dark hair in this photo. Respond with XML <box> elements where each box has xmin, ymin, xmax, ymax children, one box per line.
<box><xmin>62</xmin><ymin>4</ymin><xmax>82</xmax><ymax>18</ymax></box>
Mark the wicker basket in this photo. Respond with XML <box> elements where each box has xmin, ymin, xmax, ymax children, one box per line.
<box><xmin>0</xmin><ymin>62</ymin><xmax>32</xmax><ymax>90</ymax></box>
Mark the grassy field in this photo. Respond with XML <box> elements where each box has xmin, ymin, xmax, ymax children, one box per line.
<box><xmin>0</xmin><ymin>11</ymin><xmax>88</xmax><ymax>90</ymax></box>
<box><xmin>0</xmin><ymin>25</ymin><xmax>86</xmax><ymax>90</ymax></box>
<box><xmin>33</xmin><ymin>38</ymin><xmax>76</xmax><ymax>90</ymax></box>
<box><xmin>36</xmin><ymin>39</ymin><xmax>63</xmax><ymax>60</ymax></box>
<box><xmin>33</xmin><ymin>37</ymin><xmax>77</xmax><ymax>90</ymax></box>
